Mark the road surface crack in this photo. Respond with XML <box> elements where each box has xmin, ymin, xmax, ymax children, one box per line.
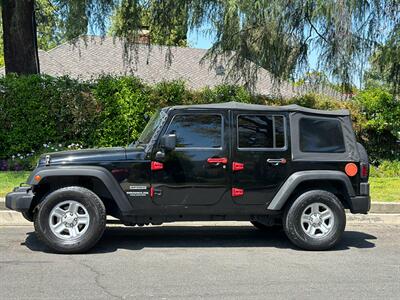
<box><xmin>71</xmin><ymin>257</ymin><xmax>122</xmax><ymax>300</ymax></box>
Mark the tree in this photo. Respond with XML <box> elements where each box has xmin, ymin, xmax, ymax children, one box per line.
<box><xmin>110</xmin><ymin>0</ymin><xmax>188</xmax><ymax>46</ymax></box>
<box><xmin>35</xmin><ymin>0</ymin><xmax>66</xmax><ymax>51</ymax></box>
<box><xmin>2</xmin><ymin>0</ymin><xmax>39</xmax><ymax>74</ymax></box>
<box><xmin>1</xmin><ymin>0</ymin><xmax>399</xmax><ymax>89</ymax></box>
<box><xmin>364</xmin><ymin>25</ymin><xmax>400</xmax><ymax>96</ymax></box>
<box><xmin>0</xmin><ymin>0</ymin><xmax>66</xmax><ymax>68</ymax></box>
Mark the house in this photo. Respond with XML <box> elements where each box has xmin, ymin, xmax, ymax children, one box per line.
<box><xmin>0</xmin><ymin>36</ymin><xmax>342</xmax><ymax>99</ymax></box>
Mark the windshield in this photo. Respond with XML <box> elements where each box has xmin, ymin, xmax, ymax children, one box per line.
<box><xmin>134</xmin><ymin>110</ymin><xmax>166</xmax><ymax>147</ymax></box>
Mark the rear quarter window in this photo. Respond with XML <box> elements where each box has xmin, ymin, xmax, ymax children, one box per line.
<box><xmin>299</xmin><ymin>117</ymin><xmax>345</xmax><ymax>153</ymax></box>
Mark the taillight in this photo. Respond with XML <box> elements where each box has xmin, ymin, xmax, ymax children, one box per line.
<box><xmin>360</xmin><ymin>163</ymin><xmax>369</xmax><ymax>178</ymax></box>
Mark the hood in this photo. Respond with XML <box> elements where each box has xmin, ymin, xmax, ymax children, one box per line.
<box><xmin>38</xmin><ymin>147</ymin><xmax>130</xmax><ymax>166</ymax></box>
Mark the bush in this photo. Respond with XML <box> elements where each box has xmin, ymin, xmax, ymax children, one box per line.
<box><xmin>0</xmin><ymin>74</ymin><xmax>96</xmax><ymax>159</ymax></box>
<box><xmin>369</xmin><ymin>160</ymin><xmax>400</xmax><ymax>177</ymax></box>
<box><xmin>354</xmin><ymin>88</ymin><xmax>400</xmax><ymax>162</ymax></box>
<box><xmin>0</xmin><ymin>74</ymin><xmax>399</xmax><ymax>170</ymax></box>
<box><xmin>91</xmin><ymin>76</ymin><xmax>151</xmax><ymax>147</ymax></box>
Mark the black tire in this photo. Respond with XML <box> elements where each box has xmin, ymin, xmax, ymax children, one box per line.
<box><xmin>283</xmin><ymin>190</ymin><xmax>346</xmax><ymax>251</ymax></box>
<box><xmin>34</xmin><ymin>186</ymin><xmax>106</xmax><ymax>254</ymax></box>
<box><xmin>250</xmin><ymin>221</ymin><xmax>282</xmax><ymax>231</ymax></box>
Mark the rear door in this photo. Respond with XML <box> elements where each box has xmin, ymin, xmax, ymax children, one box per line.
<box><xmin>231</xmin><ymin>111</ymin><xmax>291</xmax><ymax>205</ymax></box>
<box><xmin>151</xmin><ymin>110</ymin><xmax>229</xmax><ymax>206</ymax></box>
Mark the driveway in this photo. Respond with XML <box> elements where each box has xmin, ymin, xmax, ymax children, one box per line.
<box><xmin>0</xmin><ymin>222</ymin><xmax>399</xmax><ymax>299</ymax></box>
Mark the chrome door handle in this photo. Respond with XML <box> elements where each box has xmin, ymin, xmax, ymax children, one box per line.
<box><xmin>267</xmin><ymin>158</ymin><xmax>287</xmax><ymax>165</ymax></box>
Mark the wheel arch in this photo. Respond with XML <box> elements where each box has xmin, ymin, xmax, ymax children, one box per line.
<box><xmin>28</xmin><ymin>166</ymin><xmax>132</xmax><ymax>216</ymax></box>
<box><xmin>267</xmin><ymin>171</ymin><xmax>355</xmax><ymax>211</ymax></box>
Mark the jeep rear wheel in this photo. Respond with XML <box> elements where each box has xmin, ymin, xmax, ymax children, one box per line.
<box><xmin>34</xmin><ymin>186</ymin><xmax>106</xmax><ymax>254</ymax></box>
<box><xmin>283</xmin><ymin>190</ymin><xmax>345</xmax><ymax>250</ymax></box>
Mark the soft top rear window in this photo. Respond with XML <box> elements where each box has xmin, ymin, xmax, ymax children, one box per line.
<box><xmin>299</xmin><ymin>117</ymin><xmax>345</xmax><ymax>153</ymax></box>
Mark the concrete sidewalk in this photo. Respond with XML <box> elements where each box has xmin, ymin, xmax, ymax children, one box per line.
<box><xmin>2</xmin><ymin>197</ymin><xmax>400</xmax><ymax>213</ymax></box>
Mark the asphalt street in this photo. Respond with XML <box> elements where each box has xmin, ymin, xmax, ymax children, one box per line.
<box><xmin>0</xmin><ymin>222</ymin><xmax>399</xmax><ymax>299</ymax></box>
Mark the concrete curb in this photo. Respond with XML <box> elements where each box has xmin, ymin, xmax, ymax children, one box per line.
<box><xmin>370</xmin><ymin>202</ymin><xmax>400</xmax><ymax>213</ymax></box>
<box><xmin>2</xmin><ymin>198</ymin><xmax>400</xmax><ymax>213</ymax></box>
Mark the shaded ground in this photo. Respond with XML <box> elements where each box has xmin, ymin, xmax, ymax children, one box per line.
<box><xmin>0</xmin><ymin>223</ymin><xmax>399</xmax><ymax>299</ymax></box>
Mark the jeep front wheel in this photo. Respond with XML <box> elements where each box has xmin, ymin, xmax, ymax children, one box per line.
<box><xmin>34</xmin><ymin>186</ymin><xmax>106</xmax><ymax>253</ymax></box>
<box><xmin>283</xmin><ymin>190</ymin><xmax>346</xmax><ymax>250</ymax></box>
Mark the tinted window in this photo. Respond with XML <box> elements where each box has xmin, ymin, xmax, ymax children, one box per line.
<box><xmin>167</xmin><ymin>114</ymin><xmax>222</xmax><ymax>148</ymax></box>
<box><xmin>300</xmin><ymin>118</ymin><xmax>345</xmax><ymax>153</ymax></box>
<box><xmin>238</xmin><ymin>115</ymin><xmax>285</xmax><ymax>148</ymax></box>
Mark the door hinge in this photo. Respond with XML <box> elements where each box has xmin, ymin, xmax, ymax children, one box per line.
<box><xmin>232</xmin><ymin>188</ymin><xmax>244</xmax><ymax>197</ymax></box>
<box><xmin>232</xmin><ymin>162</ymin><xmax>244</xmax><ymax>171</ymax></box>
<box><xmin>149</xmin><ymin>186</ymin><xmax>162</xmax><ymax>198</ymax></box>
<box><xmin>151</xmin><ymin>161</ymin><xmax>164</xmax><ymax>171</ymax></box>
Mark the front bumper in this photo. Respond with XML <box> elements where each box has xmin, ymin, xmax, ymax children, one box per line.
<box><xmin>349</xmin><ymin>182</ymin><xmax>371</xmax><ymax>214</ymax></box>
<box><xmin>5</xmin><ymin>186</ymin><xmax>34</xmax><ymax>212</ymax></box>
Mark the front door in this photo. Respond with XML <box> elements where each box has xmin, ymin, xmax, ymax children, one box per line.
<box><xmin>151</xmin><ymin>111</ymin><xmax>229</xmax><ymax>206</ymax></box>
<box><xmin>231</xmin><ymin>111</ymin><xmax>290</xmax><ymax>205</ymax></box>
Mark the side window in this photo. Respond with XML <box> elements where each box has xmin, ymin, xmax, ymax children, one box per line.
<box><xmin>167</xmin><ymin>114</ymin><xmax>222</xmax><ymax>149</ymax></box>
<box><xmin>238</xmin><ymin>115</ymin><xmax>285</xmax><ymax>149</ymax></box>
<box><xmin>299</xmin><ymin>117</ymin><xmax>345</xmax><ymax>153</ymax></box>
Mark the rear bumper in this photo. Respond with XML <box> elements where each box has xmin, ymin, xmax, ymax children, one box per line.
<box><xmin>349</xmin><ymin>182</ymin><xmax>370</xmax><ymax>214</ymax></box>
<box><xmin>5</xmin><ymin>186</ymin><xmax>34</xmax><ymax>212</ymax></box>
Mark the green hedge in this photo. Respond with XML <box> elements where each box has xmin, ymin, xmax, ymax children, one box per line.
<box><xmin>0</xmin><ymin>75</ymin><xmax>96</xmax><ymax>158</ymax></box>
<box><xmin>0</xmin><ymin>74</ymin><xmax>399</xmax><ymax>171</ymax></box>
<box><xmin>369</xmin><ymin>160</ymin><xmax>400</xmax><ymax>177</ymax></box>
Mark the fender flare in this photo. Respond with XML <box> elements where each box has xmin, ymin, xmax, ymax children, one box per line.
<box><xmin>27</xmin><ymin>166</ymin><xmax>132</xmax><ymax>212</ymax></box>
<box><xmin>267</xmin><ymin>170</ymin><xmax>355</xmax><ymax>210</ymax></box>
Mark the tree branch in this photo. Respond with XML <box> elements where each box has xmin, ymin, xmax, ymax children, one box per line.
<box><xmin>305</xmin><ymin>14</ymin><xmax>328</xmax><ymax>44</ymax></box>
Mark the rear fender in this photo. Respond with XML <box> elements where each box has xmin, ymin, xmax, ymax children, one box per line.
<box><xmin>267</xmin><ymin>171</ymin><xmax>355</xmax><ymax>210</ymax></box>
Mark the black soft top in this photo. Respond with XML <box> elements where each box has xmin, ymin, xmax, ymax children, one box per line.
<box><xmin>169</xmin><ymin>101</ymin><xmax>349</xmax><ymax>116</ymax></box>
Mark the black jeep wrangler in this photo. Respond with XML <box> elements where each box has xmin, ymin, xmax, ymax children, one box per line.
<box><xmin>6</xmin><ymin>102</ymin><xmax>370</xmax><ymax>253</ymax></box>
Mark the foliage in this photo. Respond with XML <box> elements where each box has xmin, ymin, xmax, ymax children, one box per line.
<box><xmin>0</xmin><ymin>75</ymin><xmax>97</xmax><ymax>159</ymax></box>
<box><xmin>109</xmin><ymin>0</ymin><xmax>188</xmax><ymax>46</ymax></box>
<box><xmin>0</xmin><ymin>74</ymin><xmax>398</xmax><ymax>170</ymax></box>
<box><xmin>353</xmin><ymin>87</ymin><xmax>400</xmax><ymax>162</ymax></box>
<box><xmin>199</xmin><ymin>85</ymin><xmax>253</xmax><ymax>104</ymax></box>
<box><xmin>35</xmin><ymin>0</ymin><xmax>66</xmax><ymax>51</ymax></box>
<box><xmin>149</xmin><ymin>80</ymin><xmax>192</xmax><ymax>107</ymax></box>
<box><xmin>196</xmin><ymin>0</ymin><xmax>399</xmax><ymax>91</ymax></box>
<box><xmin>369</xmin><ymin>161</ymin><xmax>400</xmax><ymax>178</ymax></box>
<box><xmin>0</xmin><ymin>143</ymin><xmax>84</xmax><ymax>172</ymax></box>
<box><xmin>4</xmin><ymin>1</ymin><xmax>399</xmax><ymax>87</ymax></box>
<box><xmin>364</xmin><ymin>25</ymin><xmax>400</xmax><ymax>96</ymax></box>
<box><xmin>91</xmin><ymin>76</ymin><xmax>151</xmax><ymax>146</ymax></box>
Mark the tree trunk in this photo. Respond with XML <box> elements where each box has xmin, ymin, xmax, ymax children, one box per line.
<box><xmin>2</xmin><ymin>0</ymin><xmax>40</xmax><ymax>74</ymax></box>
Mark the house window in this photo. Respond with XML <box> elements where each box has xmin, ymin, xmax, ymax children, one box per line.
<box><xmin>167</xmin><ymin>114</ymin><xmax>222</xmax><ymax>149</ymax></box>
<box><xmin>299</xmin><ymin>117</ymin><xmax>345</xmax><ymax>153</ymax></box>
<box><xmin>238</xmin><ymin>115</ymin><xmax>285</xmax><ymax>149</ymax></box>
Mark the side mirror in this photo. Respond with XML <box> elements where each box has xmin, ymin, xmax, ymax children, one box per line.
<box><xmin>160</xmin><ymin>134</ymin><xmax>176</xmax><ymax>151</ymax></box>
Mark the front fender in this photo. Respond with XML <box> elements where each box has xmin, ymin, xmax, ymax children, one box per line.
<box><xmin>28</xmin><ymin>166</ymin><xmax>132</xmax><ymax>212</ymax></box>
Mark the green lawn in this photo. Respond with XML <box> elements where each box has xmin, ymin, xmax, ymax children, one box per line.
<box><xmin>369</xmin><ymin>177</ymin><xmax>400</xmax><ymax>202</ymax></box>
<box><xmin>0</xmin><ymin>171</ymin><xmax>399</xmax><ymax>202</ymax></box>
<box><xmin>0</xmin><ymin>171</ymin><xmax>31</xmax><ymax>197</ymax></box>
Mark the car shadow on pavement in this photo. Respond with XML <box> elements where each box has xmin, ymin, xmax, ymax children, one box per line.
<box><xmin>22</xmin><ymin>225</ymin><xmax>377</xmax><ymax>254</ymax></box>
